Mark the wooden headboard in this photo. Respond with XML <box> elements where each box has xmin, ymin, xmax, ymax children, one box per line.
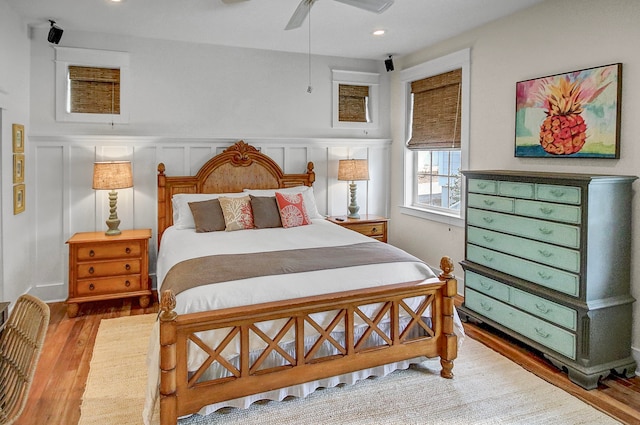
<box><xmin>157</xmin><ymin>141</ymin><xmax>315</xmax><ymax>245</ymax></box>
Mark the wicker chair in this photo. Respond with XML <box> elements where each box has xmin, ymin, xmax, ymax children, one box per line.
<box><xmin>0</xmin><ymin>295</ymin><xmax>50</xmax><ymax>425</ymax></box>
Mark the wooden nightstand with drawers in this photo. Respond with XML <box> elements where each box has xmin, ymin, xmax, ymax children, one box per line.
<box><xmin>66</xmin><ymin>229</ymin><xmax>152</xmax><ymax>318</ymax></box>
<box><xmin>326</xmin><ymin>215</ymin><xmax>388</xmax><ymax>243</ymax></box>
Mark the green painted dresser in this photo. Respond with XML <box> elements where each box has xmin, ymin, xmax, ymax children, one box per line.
<box><xmin>459</xmin><ymin>170</ymin><xmax>637</xmax><ymax>389</ymax></box>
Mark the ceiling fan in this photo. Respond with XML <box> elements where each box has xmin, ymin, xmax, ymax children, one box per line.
<box><xmin>285</xmin><ymin>0</ymin><xmax>395</xmax><ymax>30</ymax></box>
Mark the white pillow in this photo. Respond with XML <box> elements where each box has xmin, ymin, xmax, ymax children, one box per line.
<box><xmin>172</xmin><ymin>192</ymin><xmax>246</xmax><ymax>229</ymax></box>
<box><xmin>243</xmin><ymin>186</ymin><xmax>322</xmax><ymax>219</ymax></box>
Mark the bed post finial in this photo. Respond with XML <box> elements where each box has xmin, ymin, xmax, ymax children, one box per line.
<box><xmin>438</xmin><ymin>256</ymin><xmax>454</xmax><ymax>280</ymax></box>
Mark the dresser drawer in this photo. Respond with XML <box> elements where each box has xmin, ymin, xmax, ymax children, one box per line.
<box><xmin>76</xmin><ymin>275</ymin><xmax>142</xmax><ymax>296</ymax></box>
<box><xmin>536</xmin><ymin>184</ymin><xmax>581</xmax><ymax>205</ymax></box>
<box><xmin>498</xmin><ymin>181</ymin><xmax>534</xmax><ymax>199</ymax></box>
<box><xmin>468</xmin><ymin>179</ymin><xmax>497</xmax><ymax>194</ymax></box>
<box><xmin>465</xmin><ymin>271</ymin><xmax>510</xmax><ymax>302</ymax></box>
<box><xmin>511</xmin><ymin>288</ymin><xmax>577</xmax><ymax>331</ymax></box>
<box><xmin>467</xmin><ymin>208</ymin><xmax>580</xmax><ymax>249</ymax></box>
<box><xmin>76</xmin><ymin>241</ymin><xmax>143</xmax><ymax>261</ymax></box>
<box><xmin>467</xmin><ymin>245</ymin><xmax>579</xmax><ymax>296</ymax></box>
<box><xmin>465</xmin><ymin>289</ymin><xmax>576</xmax><ymax>359</ymax></box>
<box><xmin>76</xmin><ymin>259</ymin><xmax>141</xmax><ymax>279</ymax></box>
<box><xmin>347</xmin><ymin>222</ymin><xmax>385</xmax><ymax>237</ymax></box>
<box><xmin>467</xmin><ymin>194</ymin><xmax>514</xmax><ymax>213</ymax></box>
<box><xmin>514</xmin><ymin>199</ymin><xmax>581</xmax><ymax>224</ymax></box>
<box><xmin>467</xmin><ymin>226</ymin><xmax>580</xmax><ymax>273</ymax></box>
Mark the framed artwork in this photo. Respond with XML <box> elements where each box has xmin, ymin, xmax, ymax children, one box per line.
<box><xmin>515</xmin><ymin>63</ymin><xmax>622</xmax><ymax>158</ymax></box>
<box><xmin>13</xmin><ymin>154</ymin><xmax>24</xmax><ymax>184</ymax></box>
<box><xmin>12</xmin><ymin>124</ymin><xmax>24</xmax><ymax>153</ymax></box>
<box><xmin>13</xmin><ymin>184</ymin><xmax>25</xmax><ymax>215</ymax></box>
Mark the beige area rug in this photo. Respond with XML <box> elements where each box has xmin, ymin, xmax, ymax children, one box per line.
<box><xmin>80</xmin><ymin>314</ymin><xmax>620</xmax><ymax>425</ymax></box>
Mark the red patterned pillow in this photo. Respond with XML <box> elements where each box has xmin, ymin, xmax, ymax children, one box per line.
<box><xmin>275</xmin><ymin>192</ymin><xmax>311</xmax><ymax>228</ymax></box>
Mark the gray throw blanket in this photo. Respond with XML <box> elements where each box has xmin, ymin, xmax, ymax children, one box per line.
<box><xmin>162</xmin><ymin>241</ymin><xmax>425</xmax><ymax>296</ymax></box>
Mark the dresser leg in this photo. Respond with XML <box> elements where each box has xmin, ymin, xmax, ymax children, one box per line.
<box><xmin>139</xmin><ymin>295</ymin><xmax>150</xmax><ymax>308</ymax></box>
<box><xmin>67</xmin><ymin>303</ymin><xmax>79</xmax><ymax>318</ymax></box>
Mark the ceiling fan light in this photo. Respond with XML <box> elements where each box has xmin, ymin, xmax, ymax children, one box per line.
<box><xmin>334</xmin><ymin>0</ymin><xmax>394</xmax><ymax>14</ymax></box>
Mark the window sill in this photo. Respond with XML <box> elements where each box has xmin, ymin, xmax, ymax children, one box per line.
<box><xmin>399</xmin><ymin>205</ymin><xmax>464</xmax><ymax>228</ymax></box>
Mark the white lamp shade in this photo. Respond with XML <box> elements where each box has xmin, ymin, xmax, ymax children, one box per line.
<box><xmin>92</xmin><ymin>161</ymin><xmax>133</xmax><ymax>190</ymax></box>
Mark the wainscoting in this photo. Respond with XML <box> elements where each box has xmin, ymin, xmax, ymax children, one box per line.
<box><xmin>28</xmin><ymin>135</ymin><xmax>391</xmax><ymax>302</ymax></box>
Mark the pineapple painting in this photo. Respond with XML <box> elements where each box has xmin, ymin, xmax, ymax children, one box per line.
<box><xmin>515</xmin><ymin>64</ymin><xmax>622</xmax><ymax>158</ymax></box>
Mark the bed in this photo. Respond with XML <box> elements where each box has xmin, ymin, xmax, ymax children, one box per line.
<box><xmin>145</xmin><ymin>141</ymin><xmax>461</xmax><ymax>425</ymax></box>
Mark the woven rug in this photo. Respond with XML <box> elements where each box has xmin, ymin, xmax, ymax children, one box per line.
<box><xmin>79</xmin><ymin>314</ymin><xmax>620</xmax><ymax>425</ymax></box>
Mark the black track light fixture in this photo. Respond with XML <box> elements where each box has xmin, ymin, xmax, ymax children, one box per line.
<box><xmin>48</xmin><ymin>20</ymin><xmax>63</xmax><ymax>44</ymax></box>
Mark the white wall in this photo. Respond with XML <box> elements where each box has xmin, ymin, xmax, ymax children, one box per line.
<box><xmin>0</xmin><ymin>0</ymin><xmax>32</xmax><ymax>302</ymax></box>
<box><xmin>23</xmin><ymin>27</ymin><xmax>394</xmax><ymax>302</ymax></box>
<box><xmin>389</xmin><ymin>0</ymin><xmax>640</xmax><ymax>361</ymax></box>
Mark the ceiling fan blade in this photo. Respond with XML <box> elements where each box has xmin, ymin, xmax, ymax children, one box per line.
<box><xmin>285</xmin><ymin>0</ymin><xmax>315</xmax><ymax>30</ymax></box>
<box><xmin>333</xmin><ymin>0</ymin><xmax>394</xmax><ymax>14</ymax></box>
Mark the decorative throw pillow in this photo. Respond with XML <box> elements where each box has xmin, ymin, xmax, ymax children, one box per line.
<box><xmin>219</xmin><ymin>196</ymin><xmax>254</xmax><ymax>231</ymax></box>
<box><xmin>250</xmin><ymin>195</ymin><xmax>283</xmax><ymax>229</ymax></box>
<box><xmin>188</xmin><ymin>199</ymin><xmax>226</xmax><ymax>232</ymax></box>
<box><xmin>275</xmin><ymin>192</ymin><xmax>311</xmax><ymax>228</ymax></box>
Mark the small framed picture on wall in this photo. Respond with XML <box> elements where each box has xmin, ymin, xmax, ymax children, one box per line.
<box><xmin>14</xmin><ymin>184</ymin><xmax>25</xmax><ymax>215</ymax></box>
<box><xmin>13</xmin><ymin>154</ymin><xmax>24</xmax><ymax>184</ymax></box>
<box><xmin>12</xmin><ymin>124</ymin><xmax>24</xmax><ymax>153</ymax></box>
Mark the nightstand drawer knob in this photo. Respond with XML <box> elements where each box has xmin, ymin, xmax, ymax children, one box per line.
<box><xmin>126</xmin><ymin>247</ymin><xmax>131</xmax><ymax>254</ymax></box>
<box><xmin>88</xmin><ymin>267</ymin><xmax>94</xmax><ymax>274</ymax></box>
<box><xmin>125</xmin><ymin>280</ymin><xmax>131</xmax><ymax>287</ymax></box>
<box><xmin>89</xmin><ymin>250</ymin><xmax>95</xmax><ymax>257</ymax></box>
<box><xmin>125</xmin><ymin>264</ymin><xmax>131</xmax><ymax>271</ymax></box>
<box><xmin>89</xmin><ymin>283</ymin><xmax>95</xmax><ymax>291</ymax></box>
<box><xmin>372</xmin><ymin>227</ymin><xmax>377</xmax><ymax>233</ymax></box>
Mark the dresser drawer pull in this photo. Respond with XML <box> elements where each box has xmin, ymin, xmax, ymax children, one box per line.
<box><xmin>89</xmin><ymin>250</ymin><xmax>95</xmax><ymax>257</ymax></box>
<box><xmin>538</xmin><ymin>227</ymin><xmax>553</xmax><ymax>235</ymax></box>
<box><xmin>535</xmin><ymin>303</ymin><xmax>551</xmax><ymax>314</ymax></box>
<box><xmin>479</xmin><ymin>280</ymin><xmax>494</xmax><ymax>290</ymax></box>
<box><xmin>126</xmin><ymin>247</ymin><xmax>131</xmax><ymax>254</ymax></box>
<box><xmin>88</xmin><ymin>267</ymin><xmax>94</xmax><ymax>274</ymax></box>
<box><xmin>539</xmin><ymin>207</ymin><xmax>554</xmax><ymax>215</ymax></box>
<box><xmin>549</xmin><ymin>189</ymin><xmax>566</xmax><ymax>198</ymax></box>
<box><xmin>125</xmin><ymin>280</ymin><xmax>131</xmax><ymax>287</ymax></box>
<box><xmin>482</xmin><ymin>235</ymin><xmax>494</xmax><ymax>243</ymax></box>
<box><xmin>537</xmin><ymin>271</ymin><xmax>552</xmax><ymax>280</ymax></box>
<box><xmin>483</xmin><ymin>200</ymin><xmax>495</xmax><ymax>206</ymax></box>
<box><xmin>371</xmin><ymin>227</ymin><xmax>377</xmax><ymax>233</ymax></box>
<box><xmin>89</xmin><ymin>283</ymin><xmax>95</xmax><ymax>291</ymax></box>
<box><xmin>482</xmin><ymin>255</ymin><xmax>494</xmax><ymax>262</ymax></box>
<box><xmin>125</xmin><ymin>264</ymin><xmax>131</xmax><ymax>271</ymax></box>
<box><xmin>477</xmin><ymin>182</ymin><xmax>489</xmax><ymax>189</ymax></box>
<box><xmin>535</xmin><ymin>327</ymin><xmax>551</xmax><ymax>338</ymax></box>
<box><xmin>479</xmin><ymin>302</ymin><xmax>492</xmax><ymax>312</ymax></box>
<box><xmin>482</xmin><ymin>217</ymin><xmax>494</xmax><ymax>224</ymax></box>
<box><xmin>538</xmin><ymin>249</ymin><xmax>553</xmax><ymax>258</ymax></box>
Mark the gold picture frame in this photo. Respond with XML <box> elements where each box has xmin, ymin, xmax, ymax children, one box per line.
<box><xmin>13</xmin><ymin>154</ymin><xmax>24</xmax><ymax>184</ymax></box>
<box><xmin>12</xmin><ymin>124</ymin><xmax>24</xmax><ymax>153</ymax></box>
<box><xmin>13</xmin><ymin>184</ymin><xmax>25</xmax><ymax>215</ymax></box>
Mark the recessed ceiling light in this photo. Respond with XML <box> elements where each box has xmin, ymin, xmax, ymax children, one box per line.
<box><xmin>373</xmin><ymin>29</ymin><xmax>386</xmax><ymax>36</ymax></box>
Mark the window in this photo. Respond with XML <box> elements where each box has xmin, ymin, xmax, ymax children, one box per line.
<box><xmin>400</xmin><ymin>49</ymin><xmax>470</xmax><ymax>225</ymax></box>
<box><xmin>55</xmin><ymin>47</ymin><xmax>130</xmax><ymax>124</ymax></box>
<box><xmin>332</xmin><ymin>69</ymin><xmax>379</xmax><ymax>129</ymax></box>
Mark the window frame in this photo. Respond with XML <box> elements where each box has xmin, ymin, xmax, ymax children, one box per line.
<box><xmin>332</xmin><ymin>69</ymin><xmax>379</xmax><ymax>129</ymax></box>
<box><xmin>399</xmin><ymin>48</ymin><xmax>471</xmax><ymax>227</ymax></box>
<box><xmin>55</xmin><ymin>47</ymin><xmax>130</xmax><ymax>124</ymax></box>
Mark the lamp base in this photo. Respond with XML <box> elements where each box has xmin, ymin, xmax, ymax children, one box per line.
<box><xmin>347</xmin><ymin>182</ymin><xmax>361</xmax><ymax>219</ymax></box>
<box><xmin>104</xmin><ymin>190</ymin><xmax>122</xmax><ymax>236</ymax></box>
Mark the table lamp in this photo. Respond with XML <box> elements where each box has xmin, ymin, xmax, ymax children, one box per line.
<box><xmin>338</xmin><ymin>159</ymin><xmax>369</xmax><ymax>219</ymax></box>
<box><xmin>92</xmin><ymin>161</ymin><xmax>133</xmax><ymax>236</ymax></box>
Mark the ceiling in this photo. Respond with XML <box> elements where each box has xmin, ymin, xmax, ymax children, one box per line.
<box><xmin>7</xmin><ymin>0</ymin><xmax>544</xmax><ymax>60</ymax></box>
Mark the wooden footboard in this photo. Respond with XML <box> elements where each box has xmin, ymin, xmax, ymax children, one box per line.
<box><xmin>157</xmin><ymin>263</ymin><xmax>458</xmax><ymax>425</ymax></box>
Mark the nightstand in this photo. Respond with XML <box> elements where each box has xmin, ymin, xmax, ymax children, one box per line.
<box><xmin>326</xmin><ymin>215</ymin><xmax>388</xmax><ymax>243</ymax></box>
<box><xmin>66</xmin><ymin>229</ymin><xmax>152</xmax><ymax>318</ymax></box>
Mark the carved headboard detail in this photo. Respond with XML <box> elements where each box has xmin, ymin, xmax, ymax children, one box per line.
<box><xmin>157</xmin><ymin>141</ymin><xmax>315</xmax><ymax>245</ymax></box>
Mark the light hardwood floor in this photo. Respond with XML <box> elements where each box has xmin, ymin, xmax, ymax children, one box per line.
<box><xmin>12</xmin><ymin>297</ymin><xmax>640</xmax><ymax>425</ymax></box>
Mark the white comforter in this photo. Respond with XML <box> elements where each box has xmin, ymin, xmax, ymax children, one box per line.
<box><xmin>144</xmin><ymin>219</ymin><xmax>463</xmax><ymax>424</ymax></box>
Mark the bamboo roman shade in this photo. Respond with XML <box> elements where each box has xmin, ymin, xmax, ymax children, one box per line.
<box><xmin>338</xmin><ymin>84</ymin><xmax>369</xmax><ymax>123</ymax></box>
<box><xmin>407</xmin><ymin>69</ymin><xmax>462</xmax><ymax>150</ymax></box>
<box><xmin>68</xmin><ymin>66</ymin><xmax>120</xmax><ymax>114</ymax></box>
